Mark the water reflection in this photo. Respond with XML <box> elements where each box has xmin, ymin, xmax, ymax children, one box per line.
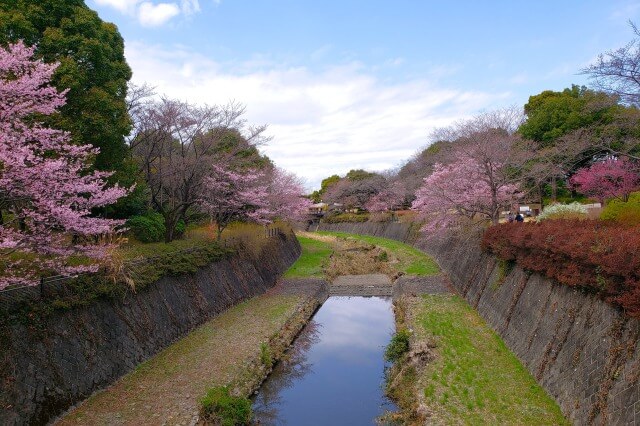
<box><xmin>252</xmin><ymin>296</ymin><xmax>396</xmax><ymax>425</ymax></box>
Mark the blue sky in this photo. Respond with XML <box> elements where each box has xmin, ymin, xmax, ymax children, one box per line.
<box><xmin>90</xmin><ymin>0</ymin><xmax>640</xmax><ymax>190</ymax></box>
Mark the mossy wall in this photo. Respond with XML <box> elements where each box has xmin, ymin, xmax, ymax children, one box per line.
<box><xmin>0</xmin><ymin>232</ymin><xmax>300</xmax><ymax>425</ymax></box>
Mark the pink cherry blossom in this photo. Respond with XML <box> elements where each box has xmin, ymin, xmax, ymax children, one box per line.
<box><xmin>570</xmin><ymin>158</ymin><xmax>640</xmax><ymax>203</ymax></box>
<box><xmin>365</xmin><ymin>181</ymin><xmax>405</xmax><ymax>212</ymax></box>
<box><xmin>412</xmin><ymin>157</ymin><xmax>520</xmax><ymax>232</ymax></box>
<box><xmin>0</xmin><ymin>42</ymin><xmax>128</xmax><ymax>288</ymax></box>
<box><xmin>198</xmin><ymin>165</ymin><xmax>272</xmax><ymax>239</ymax></box>
<box><xmin>264</xmin><ymin>168</ymin><xmax>312</xmax><ymax>222</ymax></box>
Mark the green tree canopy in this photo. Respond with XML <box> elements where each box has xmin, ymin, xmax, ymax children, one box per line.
<box><xmin>320</xmin><ymin>175</ymin><xmax>340</xmax><ymax>192</ymax></box>
<box><xmin>345</xmin><ymin>169</ymin><xmax>379</xmax><ymax>181</ymax></box>
<box><xmin>0</xmin><ymin>0</ymin><xmax>132</xmax><ymax>173</ymax></box>
<box><xmin>518</xmin><ymin>85</ymin><xmax>619</xmax><ymax>147</ymax></box>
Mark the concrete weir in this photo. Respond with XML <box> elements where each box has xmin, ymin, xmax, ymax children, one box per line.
<box><xmin>330</xmin><ymin>274</ymin><xmax>393</xmax><ymax>296</ymax></box>
<box><xmin>330</xmin><ymin>273</ymin><xmax>451</xmax><ymax>297</ymax></box>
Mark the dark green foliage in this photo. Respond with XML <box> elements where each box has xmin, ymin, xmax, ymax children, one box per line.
<box><xmin>0</xmin><ymin>0</ymin><xmax>132</xmax><ymax>176</ymax></box>
<box><xmin>321</xmin><ymin>175</ymin><xmax>341</xmax><ymax>191</ymax></box>
<box><xmin>126</xmin><ymin>213</ymin><xmax>166</xmax><ymax>243</ymax></box>
<box><xmin>200</xmin><ymin>386</ymin><xmax>252</xmax><ymax>426</ymax></box>
<box><xmin>519</xmin><ymin>85</ymin><xmax>618</xmax><ymax>146</ymax></box>
<box><xmin>311</xmin><ymin>174</ymin><xmax>341</xmax><ymax>202</ymax></box>
<box><xmin>103</xmin><ymin>160</ymin><xmax>150</xmax><ymax>219</ymax></box>
<box><xmin>207</xmin><ymin>128</ymin><xmax>273</xmax><ymax>171</ymax></box>
<box><xmin>346</xmin><ymin>169</ymin><xmax>379</xmax><ymax>181</ymax></box>
<box><xmin>174</xmin><ymin>219</ymin><xmax>186</xmax><ymax>238</ymax></box>
<box><xmin>385</xmin><ymin>329</ymin><xmax>411</xmax><ymax>362</ymax></box>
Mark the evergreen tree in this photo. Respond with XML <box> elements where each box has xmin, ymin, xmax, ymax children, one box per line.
<box><xmin>0</xmin><ymin>0</ymin><xmax>132</xmax><ymax>174</ymax></box>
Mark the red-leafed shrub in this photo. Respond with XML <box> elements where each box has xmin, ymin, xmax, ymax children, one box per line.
<box><xmin>482</xmin><ymin>220</ymin><xmax>640</xmax><ymax>318</ymax></box>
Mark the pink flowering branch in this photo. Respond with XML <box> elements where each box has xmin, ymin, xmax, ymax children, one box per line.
<box><xmin>198</xmin><ymin>165</ymin><xmax>272</xmax><ymax>239</ymax></box>
<box><xmin>0</xmin><ymin>42</ymin><xmax>128</xmax><ymax>288</ymax></box>
<box><xmin>264</xmin><ymin>168</ymin><xmax>312</xmax><ymax>222</ymax></box>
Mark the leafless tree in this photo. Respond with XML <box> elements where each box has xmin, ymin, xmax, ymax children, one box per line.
<box><xmin>130</xmin><ymin>97</ymin><xmax>269</xmax><ymax>241</ymax></box>
<box><xmin>581</xmin><ymin>21</ymin><xmax>640</xmax><ymax>107</ymax></box>
<box><xmin>430</xmin><ymin>105</ymin><xmax>525</xmax><ymax>142</ymax></box>
<box><xmin>323</xmin><ymin>174</ymin><xmax>387</xmax><ymax>208</ymax></box>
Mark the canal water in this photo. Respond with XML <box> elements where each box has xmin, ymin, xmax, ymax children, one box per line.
<box><xmin>252</xmin><ymin>296</ymin><xmax>397</xmax><ymax>425</ymax></box>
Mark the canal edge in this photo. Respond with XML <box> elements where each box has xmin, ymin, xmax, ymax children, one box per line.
<box><xmin>198</xmin><ymin>278</ymin><xmax>330</xmax><ymax>424</ymax></box>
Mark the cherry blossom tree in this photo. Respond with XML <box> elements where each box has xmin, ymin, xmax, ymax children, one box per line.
<box><xmin>365</xmin><ymin>181</ymin><xmax>405</xmax><ymax>212</ymax></box>
<box><xmin>131</xmin><ymin>97</ymin><xmax>270</xmax><ymax>241</ymax></box>
<box><xmin>411</xmin><ymin>109</ymin><xmax>527</xmax><ymax>232</ymax></box>
<box><xmin>570</xmin><ymin>158</ymin><xmax>640</xmax><ymax>203</ymax></box>
<box><xmin>264</xmin><ymin>168</ymin><xmax>312</xmax><ymax>222</ymax></box>
<box><xmin>412</xmin><ymin>158</ymin><xmax>520</xmax><ymax>232</ymax></box>
<box><xmin>198</xmin><ymin>165</ymin><xmax>272</xmax><ymax>239</ymax></box>
<box><xmin>0</xmin><ymin>42</ymin><xmax>128</xmax><ymax>288</ymax></box>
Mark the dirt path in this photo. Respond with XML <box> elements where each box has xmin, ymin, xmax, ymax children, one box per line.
<box><xmin>55</xmin><ymin>280</ymin><xmax>326</xmax><ymax>426</ymax></box>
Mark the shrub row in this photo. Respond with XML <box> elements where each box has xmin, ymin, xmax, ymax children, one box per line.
<box><xmin>322</xmin><ymin>212</ymin><xmax>369</xmax><ymax>223</ymax></box>
<box><xmin>482</xmin><ymin>220</ymin><xmax>640</xmax><ymax>318</ymax></box>
<box><xmin>126</xmin><ymin>212</ymin><xmax>186</xmax><ymax>243</ymax></box>
<box><xmin>0</xmin><ymin>242</ymin><xmax>233</xmax><ymax>327</ymax></box>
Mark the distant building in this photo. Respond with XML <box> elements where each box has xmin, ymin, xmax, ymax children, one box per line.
<box><xmin>309</xmin><ymin>202</ymin><xmax>328</xmax><ymax>215</ymax></box>
<box><xmin>518</xmin><ymin>203</ymin><xmax>542</xmax><ymax>217</ymax></box>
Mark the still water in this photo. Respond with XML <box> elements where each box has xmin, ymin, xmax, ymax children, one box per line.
<box><xmin>252</xmin><ymin>296</ymin><xmax>397</xmax><ymax>425</ymax></box>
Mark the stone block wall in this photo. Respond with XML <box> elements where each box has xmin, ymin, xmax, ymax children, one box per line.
<box><xmin>0</xmin><ymin>232</ymin><xmax>300</xmax><ymax>425</ymax></box>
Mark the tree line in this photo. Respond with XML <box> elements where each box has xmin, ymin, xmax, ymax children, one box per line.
<box><xmin>314</xmin><ymin>24</ymin><xmax>640</xmax><ymax>231</ymax></box>
<box><xmin>0</xmin><ymin>1</ymin><xmax>310</xmax><ymax>288</ymax></box>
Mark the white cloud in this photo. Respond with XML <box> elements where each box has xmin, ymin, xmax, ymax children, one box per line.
<box><xmin>125</xmin><ymin>41</ymin><xmax>510</xmax><ymax>190</ymax></box>
<box><xmin>138</xmin><ymin>2</ymin><xmax>181</xmax><ymax>27</ymax></box>
<box><xmin>180</xmin><ymin>0</ymin><xmax>200</xmax><ymax>15</ymax></box>
<box><xmin>93</xmin><ymin>0</ymin><xmax>197</xmax><ymax>26</ymax></box>
<box><xmin>93</xmin><ymin>0</ymin><xmax>140</xmax><ymax>14</ymax></box>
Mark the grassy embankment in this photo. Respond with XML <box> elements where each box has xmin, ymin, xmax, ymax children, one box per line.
<box><xmin>316</xmin><ymin>231</ymin><xmax>439</xmax><ymax>276</ymax></box>
<box><xmin>390</xmin><ymin>294</ymin><xmax>568</xmax><ymax>425</ymax></box>
<box><xmin>57</xmin><ymin>294</ymin><xmax>303</xmax><ymax>425</ymax></box>
<box><xmin>283</xmin><ymin>235</ymin><xmax>333</xmax><ymax>278</ymax></box>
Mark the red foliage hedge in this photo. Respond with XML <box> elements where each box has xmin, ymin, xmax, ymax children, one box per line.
<box><xmin>482</xmin><ymin>220</ymin><xmax>640</xmax><ymax>319</ymax></box>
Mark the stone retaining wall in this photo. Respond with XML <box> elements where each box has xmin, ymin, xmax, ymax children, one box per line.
<box><xmin>423</xmin><ymin>235</ymin><xmax>640</xmax><ymax>425</ymax></box>
<box><xmin>0</xmin><ymin>232</ymin><xmax>300</xmax><ymax>426</ymax></box>
<box><xmin>315</xmin><ymin>221</ymin><xmax>417</xmax><ymax>243</ymax></box>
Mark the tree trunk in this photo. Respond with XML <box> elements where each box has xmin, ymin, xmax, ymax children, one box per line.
<box><xmin>164</xmin><ymin>215</ymin><xmax>177</xmax><ymax>243</ymax></box>
<box><xmin>551</xmin><ymin>176</ymin><xmax>557</xmax><ymax>202</ymax></box>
